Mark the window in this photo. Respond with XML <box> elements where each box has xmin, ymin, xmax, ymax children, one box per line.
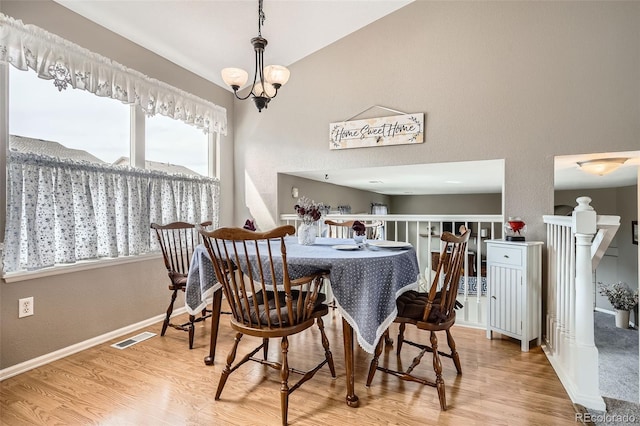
<box><xmin>1</xmin><ymin>15</ymin><xmax>225</xmax><ymax>274</ymax></box>
<box><xmin>9</xmin><ymin>67</ymin><xmax>130</xmax><ymax>164</ymax></box>
<box><xmin>146</xmin><ymin>114</ymin><xmax>208</xmax><ymax>176</ymax></box>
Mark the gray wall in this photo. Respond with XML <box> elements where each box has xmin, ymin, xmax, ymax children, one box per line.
<box><xmin>233</xmin><ymin>1</ymin><xmax>640</xmax><ymax>244</ymax></box>
<box><xmin>391</xmin><ymin>193</ymin><xmax>501</xmax><ymax>215</ymax></box>
<box><xmin>0</xmin><ymin>0</ymin><xmax>234</xmax><ymax>369</ymax></box>
<box><xmin>1</xmin><ymin>257</ymin><xmax>169</xmax><ymax>367</ymax></box>
<box><xmin>277</xmin><ymin>174</ymin><xmax>500</xmax><ymax>220</ymax></box>
<box><xmin>277</xmin><ymin>174</ymin><xmax>390</xmax><ymax>220</ymax></box>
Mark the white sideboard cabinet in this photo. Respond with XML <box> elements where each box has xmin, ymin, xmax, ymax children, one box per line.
<box><xmin>486</xmin><ymin>240</ymin><xmax>543</xmax><ymax>352</ymax></box>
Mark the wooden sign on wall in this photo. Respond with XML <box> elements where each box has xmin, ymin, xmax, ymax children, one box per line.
<box><xmin>329</xmin><ymin>113</ymin><xmax>424</xmax><ymax>150</ymax></box>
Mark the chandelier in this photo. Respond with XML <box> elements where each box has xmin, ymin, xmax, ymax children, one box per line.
<box><xmin>221</xmin><ymin>0</ymin><xmax>290</xmax><ymax>112</ymax></box>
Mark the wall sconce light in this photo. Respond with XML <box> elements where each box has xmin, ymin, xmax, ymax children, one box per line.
<box><xmin>577</xmin><ymin>158</ymin><xmax>628</xmax><ymax>176</ymax></box>
<box><xmin>291</xmin><ymin>187</ymin><xmax>298</xmax><ymax>198</ymax></box>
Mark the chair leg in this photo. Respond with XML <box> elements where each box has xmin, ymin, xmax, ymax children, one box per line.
<box><xmin>188</xmin><ymin>314</ymin><xmax>196</xmax><ymax>349</ymax></box>
<box><xmin>263</xmin><ymin>338</ymin><xmax>269</xmax><ymax>360</ymax></box>
<box><xmin>384</xmin><ymin>328</ymin><xmax>394</xmax><ymax>347</ymax></box>
<box><xmin>317</xmin><ymin>317</ymin><xmax>336</xmax><ymax>378</ymax></box>
<box><xmin>430</xmin><ymin>331</ymin><xmax>447</xmax><ymax>410</ymax></box>
<box><xmin>162</xmin><ymin>289</ymin><xmax>179</xmax><ymax>336</ymax></box>
<box><xmin>396</xmin><ymin>323</ymin><xmax>406</xmax><ymax>356</ymax></box>
<box><xmin>280</xmin><ymin>336</ymin><xmax>290</xmax><ymax>426</ymax></box>
<box><xmin>446</xmin><ymin>329</ymin><xmax>462</xmax><ymax>374</ymax></box>
<box><xmin>216</xmin><ymin>332</ymin><xmax>242</xmax><ymax>400</ymax></box>
<box><xmin>366</xmin><ymin>333</ymin><xmax>385</xmax><ymax>386</ymax></box>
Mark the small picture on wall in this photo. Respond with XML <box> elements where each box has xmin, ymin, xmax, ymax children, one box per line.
<box><xmin>633</xmin><ymin>221</ymin><xmax>638</xmax><ymax>245</ymax></box>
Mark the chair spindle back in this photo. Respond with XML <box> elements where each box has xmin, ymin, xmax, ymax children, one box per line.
<box><xmin>199</xmin><ymin>225</ymin><xmax>325</xmax><ymax>331</ymax></box>
<box><xmin>423</xmin><ymin>229</ymin><xmax>470</xmax><ymax>323</ymax></box>
<box><xmin>151</xmin><ymin>221</ymin><xmax>212</xmax><ymax>280</ymax></box>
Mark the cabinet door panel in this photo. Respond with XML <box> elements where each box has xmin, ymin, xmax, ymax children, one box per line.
<box><xmin>489</xmin><ymin>265</ymin><xmax>523</xmax><ymax>336</ymax></box>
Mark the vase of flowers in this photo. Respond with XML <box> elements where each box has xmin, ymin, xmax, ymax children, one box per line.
<box><xmin>598</xmin><ymin>282</ymin><xmax>639</xmax><ymax>329</ymax></box>
<box><xmin>294</xmin><ymin>196</ymin><xmax>322</xmax><ymax>245</ymax></box>
<box><xmin>352</xmin><ymin>220</ymin><xmax>366</xmax><ymax>244</ymax></box>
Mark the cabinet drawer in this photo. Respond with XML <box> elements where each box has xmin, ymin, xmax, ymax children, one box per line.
<box><xmin>487</xmin><ymin>246</ymin><xmax>522</xmax><ymax>267</ymax></box>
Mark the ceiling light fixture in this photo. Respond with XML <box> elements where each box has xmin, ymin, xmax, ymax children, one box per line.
<box><xmin>221</xmin><ymin>0</ymin><xmax>290</xmax><ymax>112</ymax></box>
<box><xmin>577</xmin><ymin>158</ymin><xmax>628</xmax><ymax>176</ymax></box>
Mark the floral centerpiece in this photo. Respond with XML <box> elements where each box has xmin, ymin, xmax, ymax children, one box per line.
<box><xmin>599</xmin><ymin>281</ymin><xmax>638</xmax><ymax>328</ymax></box>
<box><xmin>294</xmin><ymin>196</ymin><xmax>322</xmax><ymax>224</ymax></box>
<box><xmin>352</xmin><ymin>220</ymin><xmax>366</xmax><ymax>243</ymax></box>
<box><xmin>352</xmin><ymin>221</ymin><xmax>366</xmax><ymax>236</ymax></box>
<box><xmin>294</xmin><ymin>196</ymin><xmax>322</xmax><ymax>245</ymax></box>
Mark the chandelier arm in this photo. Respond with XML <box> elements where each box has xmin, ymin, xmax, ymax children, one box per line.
<box><xmin>232</xmin><ymin>90</ymin><xmax>253</xmax><ymax>101</ymax></box>
<box><xmin>257</xmin><ymin>46</ymin><xmax>272</xmax><ymax>100</ymax></box>
<box><xmin>231</xmin><ymin>47</ymin><xmax>261</xmax><ymax>101</ymax></box>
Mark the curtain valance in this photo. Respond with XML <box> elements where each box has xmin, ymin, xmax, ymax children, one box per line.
<box><xmin>0</xmin><ymin>13</ymin><xmax>227</xmax><ymax>135</ymax></box>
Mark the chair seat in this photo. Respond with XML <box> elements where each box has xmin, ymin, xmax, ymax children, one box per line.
<box><xmin>246</xmin><ymin>291</ymin><xmax>327</xmax><ymax>326</ymax></box>
<box><xmin>170</xmin><ymin>273</ymin><xmax>188</xmax><ymax>288</ymax></box>
<box><xmin>396</xmin><ymin>290</ymin><xmax>464</xmax><ymax>323</ymax></box>
<box><xmin>397</xmin><ymin>290</ymin><xmax>445</xmax><ymax>322</ymax></box>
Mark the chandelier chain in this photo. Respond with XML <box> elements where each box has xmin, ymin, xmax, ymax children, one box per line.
<box><xmin>258</xmin><ymin>0</ymin><xmax>265</xmax><ymax>37</ymax></box>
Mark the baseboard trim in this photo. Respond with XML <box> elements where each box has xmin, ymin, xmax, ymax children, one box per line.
<box><xmin>0</xmin><ymin>307</ymin><xmax>186</xmax><ymax>381</ymax></box>
<box><xmin>595</xmin><ymin>307</ymin><xmax>615</xmax><ymax>315</ymax></box>
<box><xmin>542</xmin><ymin>343</ymin><xmax>606</xmax><ymax>411</ymax></box>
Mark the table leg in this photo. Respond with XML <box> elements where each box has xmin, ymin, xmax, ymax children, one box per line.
<box><xmin>204</xmin><ymin>290</ymin><xmax>223</xmax><ymax>365</ymax></box>
<box><xmin>342</xmin><ymin>317</ymin><xmax>359</xmax><ymax>407</ymax></box>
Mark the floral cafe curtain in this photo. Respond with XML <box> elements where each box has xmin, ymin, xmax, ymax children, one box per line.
<box><xmin>2</xmin><ymin>152</ymin><xmax>220</xmax><ymax>273</ymax></box>
<box><xmin>0</xmin><ymin>14</ymin><xmax>227</xmax><ymax>135</ymax></box>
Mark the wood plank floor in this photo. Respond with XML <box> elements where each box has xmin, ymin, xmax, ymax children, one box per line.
<box><xmin>1</xmin><ymin>304</ymin><xmax>580</xmax><ymax>425</ymax></box>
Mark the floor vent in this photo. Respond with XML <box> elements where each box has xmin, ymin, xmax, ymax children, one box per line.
<box><xmin>111</xmin><ymin>331</ymin><xmax>156</xmax><ymax>350</ymax></box>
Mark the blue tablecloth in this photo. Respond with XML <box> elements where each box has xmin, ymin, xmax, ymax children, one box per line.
<box><xmin>185</xmin><ymin>245</ymin><xmax>221</xmax><ymax>316</ymax></box>
<box><xmin>185</xmin><ymin>236</ymin><xmax>420</xmax><ymax>354</ymax></box>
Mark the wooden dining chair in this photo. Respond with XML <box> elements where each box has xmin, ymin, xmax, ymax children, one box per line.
<box><xmin>197</xmin><ymin>225</ymin><xmax>336</xmax><ymax>425</ymax></box>
<box><xmin>151</xmin><ymin>221</ymin><xmax>214</xmax><ymax>349</ymax></box>
<box><xmin>324</xmin><ymin>219</ymin><xmax>355</xmax><ymax>238</ymax></box>
<box><xmin>324</xmin><ymin>219</ymin><xmax>383</xmax><ymax>239</ymax></box>
<box><xmin>366</xmin><ymin>227</ymin><xmax>471</xmax><ymax>410</ymax></box>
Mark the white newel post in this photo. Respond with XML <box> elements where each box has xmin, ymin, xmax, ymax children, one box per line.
<box><xmin>571</xmin><ymin>197</ymin><xmax>606</xmax><ymax>411</ymax></box>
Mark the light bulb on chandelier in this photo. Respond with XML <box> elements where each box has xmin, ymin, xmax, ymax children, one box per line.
<box><xmin>221</xmin><ymin>0</ymin><xmax>290</xmax><ymax>112</ymax></box>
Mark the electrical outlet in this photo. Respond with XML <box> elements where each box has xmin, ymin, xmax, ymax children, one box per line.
<box><xmin>18</xmin><ymin>297</ymin><xmax>34</xmax><ymax>318</ymax></box>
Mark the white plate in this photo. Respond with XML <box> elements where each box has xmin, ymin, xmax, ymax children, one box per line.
<box><xmin>368</xmin><ymin>240</ymin><xmax>412</xmax><ymax>249</ymax></box>
<box><xmin>332</xmin><ymin>244</ymin><xmax>361</xmax><ymax>251</ymax></box>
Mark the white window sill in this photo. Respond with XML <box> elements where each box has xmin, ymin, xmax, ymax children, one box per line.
<box><xmin>2</xmin><ymin>252</ymin><xmax>163</xmax><ymax>283</ymax></box>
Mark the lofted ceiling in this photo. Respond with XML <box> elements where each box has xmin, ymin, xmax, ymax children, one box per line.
<box><xmin>52</xmin><ymin>0</ymin><xmax>639</xmax><ymax>195</ymax></box>
<box><xmin>52</xmin><ymin>0</ymin><xmax>413</xmax><ymax>91</ymax></box>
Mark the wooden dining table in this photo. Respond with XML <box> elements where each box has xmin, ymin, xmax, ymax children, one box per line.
<box><xmin>185</xmin><ymin>236</ymin><xmax>421</xmax><ymax>407</ymax></box>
